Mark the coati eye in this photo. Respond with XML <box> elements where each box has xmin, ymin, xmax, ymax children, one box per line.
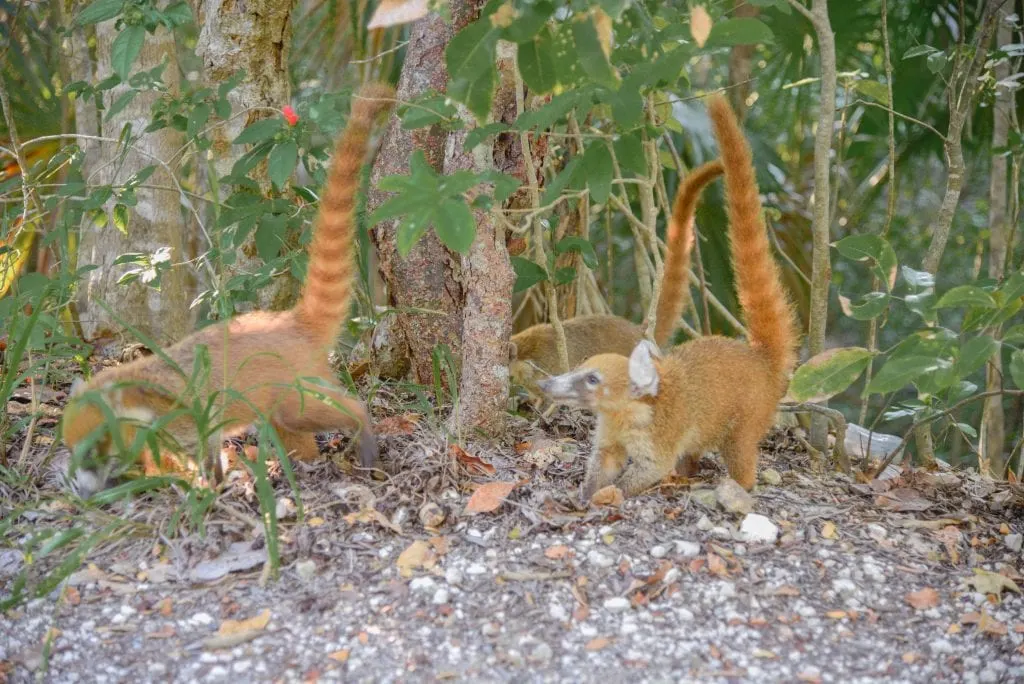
<box><xmin>585</xmin><ymin>372</ymin><xmax>600</xmax><ymax>386</ymax></box>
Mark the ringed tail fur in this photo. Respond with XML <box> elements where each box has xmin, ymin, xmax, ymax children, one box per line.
<box><xmin>706</xmin><ymin>95</ymin><xmax>798</xmax><ymax>377</ymax></box>
<box><xmin>294</xmin><ymin>82</ymin><xmax>395</xmax><ymax>342</ymax></box>
<box><xmin>654</xmin><ymin>159</ymin><xmax>725</xmax><ymax>346</ymax></box>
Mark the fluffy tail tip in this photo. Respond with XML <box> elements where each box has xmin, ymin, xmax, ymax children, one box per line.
<box><xmin>353</xmin><ymin>82</ymin><xmax>396</xmax><ymax>121</ymax></box>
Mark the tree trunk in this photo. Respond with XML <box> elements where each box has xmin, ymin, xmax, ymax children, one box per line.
<box><xmin>191</xmin><ymin>0</ymin><xmax>299</xmax><ymax>312</ymax></box>
<box><xmin>367</xmin><ymin>12</ymin><xmax>464</xmax><ymax>384</ymax></box>
<box><xmin>72</xmin><ymin>21</ymin><xmax>195</xmax><ymax>346</ymax></box>
<box><xmin>981</xmin><ymin>9</ymin><xmax>1013</xmax><ymax>478</ymax></box>
<box><xmin>728</xmin><ymin>1</ymin><xmax>760</xmax><ymax>122</ymax></box>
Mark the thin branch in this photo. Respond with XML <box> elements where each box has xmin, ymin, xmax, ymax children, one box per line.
<box><xmin>778</xmin><ymin>401</ymin><xmax>850</xmax><ymax>474</ymax></box>
<box><xmin>785</xmin><ymin>0</ymin><xmax>815</xmax><ymax>22</ymax></box>
<box><xmin>848</xmin><ymin>100</ymin><xmax>946</xmax><ymax>142</ymax></box>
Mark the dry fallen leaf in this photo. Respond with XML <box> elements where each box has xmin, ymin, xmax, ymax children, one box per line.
<box><xmin>344</xmin><ymin>507</ymin><xmax>402</xmax><ymax>534</ymax></box>
<box><xmin>825</xmin><ymin>610</ymin><xmax>848</xmax><ymax>619</ymax></box>
<box><xmin>690</xmin><ymin>5</ymin><xmax>713</xmax><ymax>48</ymax></box>
<box><xmin>157</xmin><ymin>597</ymin><xmax>173</xmax><ymax>617</ymax></box>
<box><xmin>545</xmin><ymin>545</ymin><xmax>571</xmax><ymax>560</ymax></box>
<box><xmin>874</xmin><ymin>487</ymin><xmax>934</xmax><ymax>512</ymax></box>
<box><xmin>464</xmin><ymin>482</ymin><xmax>517</xmax><ymax>515</ymax></box>
<box><xmin>965</xmin><ymin>568</ymin><xmax>1022</xmax><ymax>596</ymax></box>
<box><xmin>397</xmin><ymin>540</ymin><xmax>436</xmax><ymax>578</ymax></box>
<box><xmin>585</xmin><ymin>636</ymin><xmax>612</xmax><ymax>652</ymax></box>
<box><xmin>820</xmin><ymin>521</ymin><xmax>838</xmax><ymax>540</ymax></box>
<box><xmin>449</xmin><ymin>444</ymin><xmax>496</xmax><ymax>476</ymax></box>
<box><xmin>905</xmin><ymin>587</ymin><xmax>940</xmax><ymax>610</ymax></box>
<box><xmin>62</xmin><ymin>587</ymin><xmax>81</xmax><ymax>607</ymax></box>
<box><xmin>375</xmin><ymin>413</ymin><xmax>420</xmax><ymax>436</ymax></box>
<box><xmin>217</xmin><ymin>609</ymin><xmax>271</xmax><ymax>637</ymax></box>
<box><xmin>366</xmin><ymin>0</ymin><xmax>428</xmax><ymax>29</ymax></box>
<box><xmin>979</xmin><ymin>611</ymin><xmax>1009</xmax><ymax>637</ymax></box>
<box><xmin>146</xmin><ymin>625</ymin><xmax>176</xmax><ymax>640</ymax></box>
<box><xmin>707</xmin><ymin>552</ymin><xmax>729</xmax><ymax>578</ymax></box>
<box><xmin>774</xmin><ymin>585</ymin><xmax>801</xmax><ymax>597</ymax></box>
<box><xmin>591</xmin><ymin>485</ymin><xmax>624</xmax><ymax>507</ymax></box>
<box><xmin>902</xmin><ymin>652</ymin><xmax>922</xmax><ymax>664</ymax></box>
<box><xmin>328</xmin><ymin>649</ymin><xmax>350</xmax><ymax>663</ymax></box>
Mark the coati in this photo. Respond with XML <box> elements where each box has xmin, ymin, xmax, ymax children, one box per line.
<box><xmin>509</xmin><ymin>160</ymin><xmax>725</xmax><ymax>393</ymax></box>
<box><xmin>61</xmin><ymin>83</ymin><xmax>395</xmax><ymax>497</ymax></box>
<box><xmin>537</xmin><ymin>95</ymin><xmax>799</xmax><ymax>498</ymax></box>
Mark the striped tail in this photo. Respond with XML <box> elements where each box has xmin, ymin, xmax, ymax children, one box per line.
<box><xmin>294</xmin><ymin>82</ymin><xmax>395</xmax><ymax>343</ymax></box>
<box><xmin>653</xmin><ymin>160</ymin><xmax>725</xmax><ymax>346</ymax></box>
<box><xmin>706</xmin><ymin>95</ymin><xmax>799</xmax><ymax>378</ymax></box>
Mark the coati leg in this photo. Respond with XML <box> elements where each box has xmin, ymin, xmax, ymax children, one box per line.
<box><xmin>614</xmin><ymin>448</ymin><xmax>676</xmax><ymax>499</ymax></box>
<box><xmin>581</xmin><ymin>442</ymin><xmax>628</xmax><ymax>501</ymax></box>
<box><xmin>675</xmin><ymin>452</ymin><xmax>702</xmax><ymax>478</ymax></box>
<box><xmin>273</xmin><ymin>386</ymin><xmax>378</xmax><ymax>468</ymax></box>
<box><xmin>719</xmin><ymin>423</ymin><xmax>764</xmax><ymax>491</ymax></box>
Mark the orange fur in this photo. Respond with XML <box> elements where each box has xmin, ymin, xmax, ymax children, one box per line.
<box><xmin>538</xmin><ymin>96</ymin><xmax>799</xmax><ymax>497</ymax></box>
<box><xmin>61</xmin><ymin>83</ymin><xmax>395</xmax><ymax>496</ymax></box>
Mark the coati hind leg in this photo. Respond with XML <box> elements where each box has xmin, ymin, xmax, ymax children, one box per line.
<box><xmin>719</xmin><ymin>421</ymin><xmax>768</xmax><ymax>491</ymax></box>
<box><xmin>675</xmin><ymin>452</ymin><xmax>702</xmax><ymax>479</ymax></box>
<box><xmin>272</xmin><ymin>385</ymin><xmax>378</xmax><ymax>468</ymax></box>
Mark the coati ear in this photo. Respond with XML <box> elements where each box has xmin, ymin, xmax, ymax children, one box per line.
<box><xmin>628</xmin><ymin>340</ymin><xmax>661</xmax><ymax>398</ymax></box>
<box><xmin>70</xmin><ymin>377</ymin><xmax>87</xmax><ymax>397</ymax></box>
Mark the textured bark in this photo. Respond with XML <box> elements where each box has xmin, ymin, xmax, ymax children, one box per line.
<box><xmin>367</xmin><ymin>13</ymin><xmax>463</xmax><ymax>384</ymax></box>
<box><xmin>727</xmin><ymin>1</ymin><xmax>760</xmax><ymax>122</ymax></box>
<box><xmin>981</xmin><ymin>10</ymin><xmax>1014</xmax><ymax>477</ymax></box>
<box><xmin>191</xmin><ymin>0</ymin><xmax>299</xmax><ymax>312</ymax></box>
<box><xmin>72</xmin><ymin>22</ymin><xmax>195</xmax><ymax>345</ymax></box>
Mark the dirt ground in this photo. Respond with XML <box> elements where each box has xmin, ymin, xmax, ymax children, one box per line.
<box><xmin>3</xmin><ymin>371</ymin><xmax>1024</xmax><ymax>683</ymax></box>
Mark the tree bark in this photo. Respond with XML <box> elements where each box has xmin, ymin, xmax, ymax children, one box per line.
<box><xmin>788</xmin><ymin>0</ymin><xmax>836</xmax><ymax>452</ymax></box>
<box><xmin>191</xmin><ymin>0</ymin><xmax>299</xmax><ymax>312</ymax></box>
<box><xmin>727</xmin><ymin>1</ymin><xmax>760</xmax><ymax>122</ymax></box>
<box><xmin>981</xmin><ymin>8</ymin><xmax>1013</xmax><ymax>478</ymax></box>
<box><xmin>72</xmin><ymin>21</ymin><xmax>195</xmax><ymax>345</ymax></box>
<box><xmin>367</xmin><ymin>12</ymin><xmax>464</xmax><ymax>384</ymax></box>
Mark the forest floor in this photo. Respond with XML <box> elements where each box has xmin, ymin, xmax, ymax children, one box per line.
<box><xmin>3</xmin><ymin>351</ymin><xmax>1024</xmax><ymax>683</ymax></box>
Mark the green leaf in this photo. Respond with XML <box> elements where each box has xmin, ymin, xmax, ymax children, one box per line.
<box><xmin>867</xmin><ymin>355</ymin><xmax>949</xmax><ymax>395</ymax></box>
<box><xmin>511</xmin><ymin>256</ymin><xmax>547</xmax><ymax>293</ymax></box>
<box><xmin>608</xmin><ymin>87</ymin><xmax>644</xmax><ymax>128</ymax></box>
<box><xmin>253</xmin><ymin>215</ymin><xmax>287</xmax><ymax>262</ymax></box>
<box><xmin>268</xmin><ymin>140</ymin><xmax>298</xmax><ymax>189</ymax></box>
<box><xmin>554</xmin><ymin>237</ymin><xmax>598</xmax><ymax>270</ymax></box>
<box><xmin>936</xmin><ymin>285</ymin><xmax>997</xmax><ymax>309</ymax></box>
<box><xmin>445</xmin><ymin>15</ymin><xmax>500</xmax><ymax>83</ymax></box>
<box><xmin>614</xmin><ymin>132</ymin><xmax>645</xmax><ymax>177</ymax></box>
<box><xmin>111</xmin><ymin>25</ymin><xmax>146</xmax><ymax>80</ymax></box>
<box><xmin>112</xmin><ymin>203</ymin><xmax>129</xmax><ymax>235</ymax></box>
<box><xmin>705</xmin><ymin>18</ymin><xmax>774</xmax><ymax>48</ymax></box>
<box><xmin>434</xmin><ymin>199</ymin><xmax>477</xmax><ymax>254</ymax></box>
<box><xmin>106</xmin><ymin>90</ymin><xmax>137</xmax><ymax>120</ymax></box>
<box><xmin>75</xmin><ymin>0</ymin><xmax>123</xmax><ymax>26</ymax></box>
<box><xmin>553</xmin><ymin>266</ymin><xmax>577</xmax><ymax>285</ymax></box>
<box><xmin>571</xmin><ymin>15</ymin><xmax>620</xmax><ymax>89</ymax></box>
<box><xmin>582</xmin><ymin>142</ymin><xmax>613</xmax><ymax>204</ymax></box>
<box><xmin>1003</xmin><ymin>324</ymin><xmax>1024</xmax><ymax>344</ymax></box>
<box><xmin>400</xmin><ymin>92</ymin><xmax>458</xmax><ymax>129</ymax></box>
<box><xmin>396</xmin><ymin>209</ymin><xmax>435</xmax><ymax>258</ymax></box>
<box><xmin>449</xmin><ymin>65</ymin><xmax>497</xmax><ymax>123</ymax></box>
<box><xmin>1011</xmin><ymin>350</ymin><xmax>1024</xmax><ymax>390</ymax></box>
<box><xmin>901</xmin><ymin>265</ymin><xmax>935</xmax><ymax>290</ymax></box>
<box><xmin>997</xmin><ymin>271</ymin><xmax>1024</xmax><ymax>302</ymax></box>
<box><xmin>926</xmin><ymin>51</ymin><xmax>947</xmax><ymax>74</ymax></box>
<box><xmin>481</xmin><ymin>171</ymin><xmax>522</xmax><ymax>204</ymax></box>
<box><xmin>853</xmin><ymin>80</ymin><xmax>890</xmax><ymax>106</ymax></box>
<box><xmin>955</xmin><ymin>336</ymin><xmax>999</xmax><ymax>378</ymax></box>
<box><xmin>464</xmin><ymin>122</ymin><xmax>510</xmax><ymax>150</ymax></box>
<box><xmin>788</xmin><ymin>347</ymin><xmax>874</xmax><ymax>403</ymax></box>
<box><xmin>839</xmin><ymin>291</ymin><xmax>889</xmax><ymax>321</ymax></box>
<box><xmin>187</xmin><ymin>103</ymin><xmax>211</xmax><ymax>138</ymax></box>
<box><xmin>833</xmin><ymin>235</ymin><xmax>897</xmax><ymax>288</ymax></box>
<box><xmin>903</xmin><ymin>45</ymin><xmax>938</xmax><ymax>59</ymax></box>
<box><xmin>517</xmin><ymin>28</ymin><xmax>557</xmax><ymax>94</ymax></box>
<box><xmin>541</xmin><ymin>156</ymin><xmax>581</xmax><ymax>206</ymax></box>
<box><xmin>161</xmin><ymin>1</ymin><xmax>193</xmax><ymax>26</ymax></box>
<box><xmin>233</xmin><ymin>118</ymin><xmax>283</xmax><ymax>145</ymax></box>
<box><xmin>501</xmin><ymin>1</ymin><xmax>555</xmax><ymax>42</ymax></box>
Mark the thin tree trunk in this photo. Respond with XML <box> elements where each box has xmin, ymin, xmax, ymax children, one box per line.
<box><xmin>728</xmin><ymin>1</ymin><xmax>760</xmax><ymax>122</ymax></box>
<box><xmin>191</xmin><ymin>0</ymin><xmax>299</xmax><ymax>312</ymax></box>
<box><xmin>367</xmin><ymin>12</ymin><xmax>463</xmax><ymax>384</ymax></box>
<box><xmin>72</xmin><ymin>21</ymin><xmax>195</xmax><ymax>345</ymax></box>
<box><xmin>981</xmin><ymin>8</ymin><xmax>1013</xmax><ymax>478</ymax></box>
<box><xmin>788</xmin><ymin>0</ymin><xmax>836</xmax><ymax>452</ymax></box>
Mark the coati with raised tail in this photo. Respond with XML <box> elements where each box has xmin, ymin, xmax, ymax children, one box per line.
<box><xmin>538</xmin><ymin>96</ymin><xmax>799</xmax><ymax>498</ymax></box>
<box><xmin>61</xmin><ymin>83</ymin><xmax>395</xmax><ymax>497</ymax></box>
<box><xmin>509</xmin><ymin>160</ymin><xmax>725</xmax><ymax>394</ymax></box>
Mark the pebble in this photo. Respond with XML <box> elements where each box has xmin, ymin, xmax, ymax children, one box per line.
<box><xmin>696</xmin><ymin>515</ymin><xmax>714</xmax><ymax>531</ymax></box>
<box><xmin>587</xmin><ymin>550</ymin><xmax>614</xmax><ymax>568</ymax></box>
<box><xmin>482</xmin><ymin>623</ymin><xmax>500</xmax><ymax>637</ymax></box>
<box><xmin>715</xmin><ymin>479</ymin><xmax>754</xmax><ymax>514</ymax></box>
<box><xmin>432</xmin><ymin>589</ymin><xmax>450</xmax><ymax>605</ymax></box>
<box><xmin>1004</xmin><ymin>534</ymin><xmax>1022</xmax><ymax>553</ymax></box>
<box><xmin>603</xmin><ymin>597</ymin><xmax>631</xmax><ymax>613</ymax></box>
<box><xmin>410</xmin><ymin>577</ymin><xmax>436</xmax><ymax>592</ymax></box>
<box><xmin>466</xmin><ymin>564</ymin><xmax>487</xmax><ymax>576</ymax></box>
<box><xmin>620</xmin><ymin>619</ymin><xmax>639</xmax><ymax>635</ymax></box>
<box><xmin>739</xmin><ymin>513</ymin><xmax>779</xmax><ymax>544</ymax></box>
<box><xmin>528</xmin><ymin>642</ymin><xmax>553</xmax><ymax>663</ymax></box>
<box><xmin>711</xmin><ymin>526</ymin><xmax>732</xmax><ymax>540</ymax></box>
<box><xmin>866</xmin><ymin>524</ymin><xmax>888</xmax><ymax>541</ymax></box>
<box><xmin>295</xmin><ymin>560</ymin><xmax>317</xmax><ymax>581</ymax></box>
<box><xmin>191</xmin><ymin>612</ymin><xmax>215</xmax><ymax>627</ymax></box>
<box><xmin>232</xmin><ymin>661</ymin><xmax>252</xmax><ymax>674</ymax></box>
<box><xmin>649</xmin><ymin>545</ymin><xmax>668</xmax><ymax>559</ymax></box>
<box><xmin>833</xmin><ymin>579</ymin><xmax>858</xmax><ymax>595</ymax></box>
<box><xmin>674</xmin><ymin>540</ymin><xmax>701</xmax><ymax>558</ymax></box>
<box><xmin>549</xmin><ymin>603</ymin><xmax>569</xmax><ymax>622</ymax></box>
<box><xmin>759</xmin><ymin>468</ymin><xmax>782</xmax><ymax>486</ymax></box>
<box><xmin>445</xmin><ymin>567</ymin><xmax>464</xmax><ymax>585</ymax></box>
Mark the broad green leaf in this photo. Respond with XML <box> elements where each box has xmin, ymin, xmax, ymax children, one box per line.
<box><xmin>867</xmin><ymin>355</ymin><xmax>948</xmax><ymax>395</ymax></box>
<box><xmin>438</xmin><ymin>170</ymin><xmax>484</xmax><ymax>197</ymax></box>
<box><xmin>517</xmin><ymin>28</ymin><xmax>557</xmax><ymax>94</ymax></box>
<box><xmin>853</xmin><ymin>80</ymin><xmax>890</xmax><ymax>106</ymax></box>
<box><xmin>571</xmin><ymin>15</ymin><xmax>619</xmax><ymax>89</ymax></box>
<box><xmin>705</xmin><ymin>18</ymin><xmax>774</xmax><ymax>48</ymax></box>
<box><xmin>113</xmin><ymin>203</ymin><xmax>129</xmax><ymax>235</ymax></box>
<box><xmin>449</xmin><ymin>65</ymin><xmax>497</xmax><ymax>123</ymax></box>
<box><xmin>833</xmin><ymin>234</ymin><xmax>897</xmax><ymax>288</ymax></box>
<box><xmin>501</xmin><ymin>1</ymin><xmax>555</xmax><ymax>43</ymax></box>
<box><xmin>161</xmin><ymin>1</ymin><xmax>193</xmax><ymax>26</ymax></box>
<box><xmin>927</xmin><ymin>51</ymin><xmax>947</xmax><ymax>74</ymax></box>
<box><xmin>901</xmin><ymin>265</ymin><xmax>935</xmax><ymax>290</ymax></box>
<box><xmin>582</xmin><ymin>142</ymin><xmax>613</xmax><ymax>204</ymax></box>
<box><xmin>614</xmin><ymin>131</ymin><xmax>645</xmax><ymax>177</ymax></box>
<box><xmin>903</xmin><ymin>45</ymin><xmax>938</xmax><ymax>59</ymax></box>
<box><xmin>187</xmin><ymin>103</ymin><xmax>211</xmax><ymax>138</ymax></box>
<box><xmin>596</xmin><ymin>0</ymin><xmax>629</xmax><ymax>19</ymax></box>
<box><xmin>608</xmin><ymin>86</ymin><xmax>644</xmax><ymax>128</ymax></box>
<box><xmin>368</xmin><ymin>190</ymin><xmax>431</xmax><ymax>226</ymax></box>
<box><xmin>788</xmin><ymin>347</ymin><xmax>874</xmax><ymax>403</ymax></box>
<box><xmin>268</xmin><ymin>140</ymin><xmax>298</xmax><ymax>189</ymax></box>
<box><xmin>445</xmin><ymin>15</ymin><xmax>499</xmax><ymax>83</ymax></box>
<box><xmin>516</xmin><ymin>90</ymin><xmax>586</xmax><ymax>130</ymax></box>
<box><xmin>554</xmin><ymin>237</ymin><xmax>598</xmax><ymax>270</ymax></box>
<box><xmin>839</xmin><ymin>291</ymin><xmax>889</xmax><ymax>321</ymax></box>
<box><xmin>434</xmin><ymin>199</ymin><xmax>477</xmax><ymax>254</ymax></box>
<box><xmin>954</xmin><ymin>335</ymin><xmax>999</xmax><ymax>378</ymax></box>
<box><xmin>1011</xmin><ymin>350</ymin><xmax>1024</xmax><ymax>389</ymax></box>
<box><xmin>997</xmin><ymin>271</ymin><xmax>1024</xmax><ymax>302</ymax></box>
<box><xmin>1003</xmin><ymin>324</ymin><xmax>1024</xmax><ymax>344</ymax></box>
<box><xmin>253</xmin><ymin>215</ymin><xmax>287</xmax><ymax>262</ymax></box>
<box><xmin>400</xmin><ymin>93</ymin><xmax>458</xmax><ymax>129</ymax></box>
<box><xmin>233</xmin><ymin>118</ymin><xmax>283</xmax><ymax>145</ymax></box>
<box><xmin>541</xmin><ymin>156</ymin><xmax>581</xmax><ymax>206</ymax></box>
<box><xmin>464</xmin><ymin>122</ymin><xmax>511</xmax><ymax>150</ymax></box>
<box><xmin>396</xmin><ymin>208</ymin><xmax>435</xmax><ymax>258</ymax></box>
<box><xmin>553</xmin><ymin>266</ymin><xmax>577</xmax><ymax>285</ymax></box>
<box><xmin>75</xmin><ymin>0</ymin><xmax>123</xmax><ymax>26</ymax></box>
<box><xmin>111</xmin><ymin>25</ymin><xmax>146</xmax><ymax>80</ymax></box>
<box><xmin>936</xmin><ymin>285</ymin><xmax>997</xmax><ymax>309</ymax></box>
<box><xmin>552</xmin><ymin>23</ymin><xmax>585</xmax><ymax>88</ymax></box>
<box><xmin>480</xmin><ymin>171</ymin><xmax>521</xmax><ymax>204</ymax></box>
<box><xmin>106</xmin><ymin>90</ymin><xmax>137</xmax><ymax>119</ymax></box>
<box><xmin>512</xmin><ymin>256</ymin><xmax>547</xmax><ymax>293</ymax></box>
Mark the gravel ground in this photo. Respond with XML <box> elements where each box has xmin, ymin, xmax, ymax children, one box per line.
<box><xmin>3</xmin><ymin>391</ymin><xmax>1024</xmax><ymax>683</ymax></box>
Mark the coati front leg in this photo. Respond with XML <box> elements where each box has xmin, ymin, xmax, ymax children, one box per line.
<box><xmin>580</xmin><ymin>442</ymin><xmax>628</xmax><ymax>501</ymax></box>
<box><xmin>614</xmin><ymin>446</ymin><xmax>676</xmax><ymax>498</ymax></box>
<box><xmin>675</xmin><ymin>452</ymin><xmax>702</xmax><ymax>479</ymax></box>
<box><xmin>273</xmin><ymin>385</ymin><xmax>378</xmax><ymax>468</ymax></box>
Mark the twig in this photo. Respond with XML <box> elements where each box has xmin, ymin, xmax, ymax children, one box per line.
<box><xmin>778</xmin><ymin>401</ymin><xmax>850</xmax><ymax>474</ymax></box>
<box><xmin>767</xmin><ymin>219</ymin><xmax>811</xmax><ymax>286</ymax></box>
<box><xmin>846</xmin><ymin>100</ymin><xmax>947</xmax><ymax>142</ymax></box>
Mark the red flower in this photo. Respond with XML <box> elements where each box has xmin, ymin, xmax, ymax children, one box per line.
<box><xmin>282</xmin><ymin>105</ymin><xmax>299</xmax><ymax>126</ymax></box>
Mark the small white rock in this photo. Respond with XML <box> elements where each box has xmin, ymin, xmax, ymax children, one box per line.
<box><xmin>191</xmin><ymin>612</ymin><xmax>215</xmax><ymax>626</ymax></box>
<box><xmin>833</xmin><ymin>579</ymin><xmax>857</xmax><ymax>595</ymax></box>
<box><xmin>1004</xmin><ymin>534</ymin><xmax>1022</xmax><ymax>553</ymax></box>
<box><xmin>696</xmin><ymin>515</ymin><xmax>714</xmax><ymax>532</ymax></box>
<box><xmin>549</xmin><ymin>603</ymin><xmax>569</xmax><ymax>622</ymax></box>
<box><xmin>674</xmin><ymin>540</ymin><xmax>701</xmax><ymax>558</ymax></box>
<box><xmin>620</xmin><ymin>619</ymin><xmax>639</xmax><ymax>635</ymax></box>
<box><xmin>432</xmin><ymin>589</ymin><xmax>450</xmax><ymax>605</ymax></box>
<box><xmin>739</xmin><ymin>513</ymin><xmax>779</xmax><ymax>544</ymax></box>
<box><xmin>711</xmin><ymin>526</ymin><xmax>732</xmax><ymax>540</ymax></box>
<box><xmin>466</xmin><ymin>564</ymin><xmax>488</xmax><ymax>576</ymax></box>
<box><xmin>232</xmin><ymin>661</ymin><xmax>252</xmax><ymax>674</ymax></box>
<box><xmin>275</xmin><ymin>497</ymin><xmax>296</xmax><ymax>520</ymax></box>
<box><xmin>410</xmin><ymin>577</ymin><xmax>436</xmax><ymax>592</ymax></box>
<box><xmin>295</xmin><ymin>559</ymin><xmax>317</xmax><ymax>581</ymax></box>
<box><xmin>649</xmin><ymin>545</ymin><xmax>668</xmax><ymax>559</ymax></box>
<box><xmin>587</xmin><ymin>550</ymin><xmax>614</xmax><ymax>568</ymax></box>
<box><xmin>603</xmin><ymin>597</ymin><xmax>631</xmax><ymax>613</ymax></box>
<box><xmin>866</xmin><ymin>523</ymin><xmax>888</xmax><ymax>541</ymax></box>
<box><xmin>445</xmin><ymin>567</ymin><xmax>464</xmax><ymax>585</ymax></box>
<box><xmin>663</xmin><ymin>568</ymin><xmax>682</xmax><ymax>585</ymax></box>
